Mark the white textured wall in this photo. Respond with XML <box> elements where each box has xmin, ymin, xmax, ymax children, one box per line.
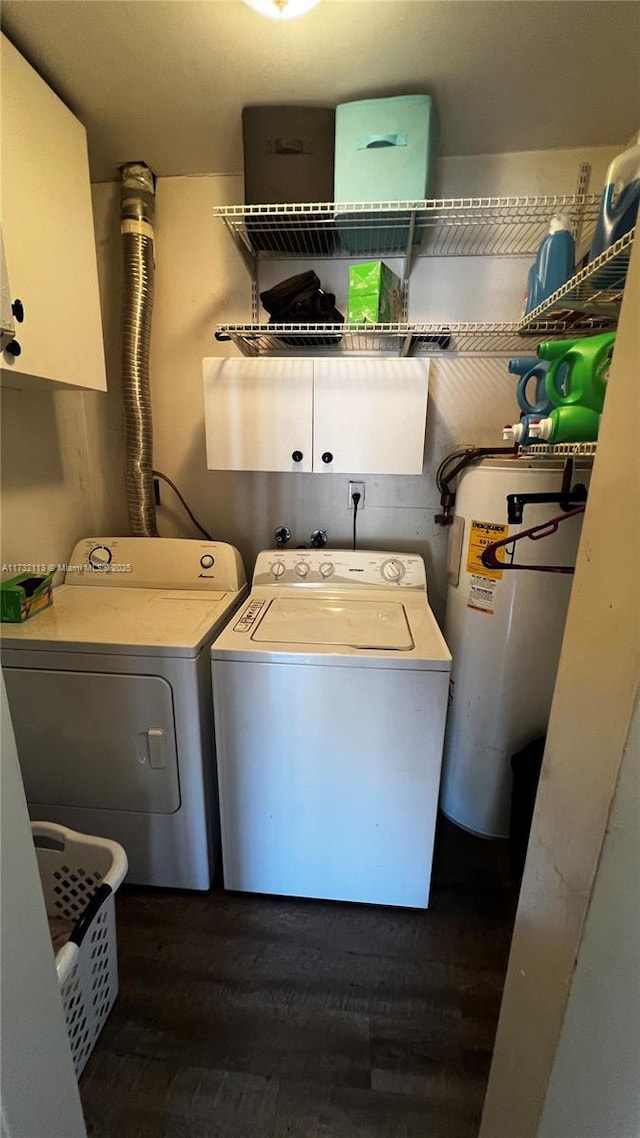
<box><xmin>537</xmin><ymin>692</ymin><xmax>640</xmax><ymax>1138</ymax></box>
<box><xmin>91</xmin><ymin>144</ymin><xmax>618</xmax><ymax>622</ymax></box>
<box><xmin>0</xmin><ymin>388</ymin><xmax>127</xmax><ymax>576</ymax></box>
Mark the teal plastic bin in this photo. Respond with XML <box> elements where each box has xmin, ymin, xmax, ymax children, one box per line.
<box><xmin>334</xmin><ymin>95</ymin><xmax>439</xmax><ymax>254</ymax></box>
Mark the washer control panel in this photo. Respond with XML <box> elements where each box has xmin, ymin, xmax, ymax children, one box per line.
<box><xmin>233</xmin><ymin>599</ymin><xmax>266</xmax><ymax>633</ymax></box>
<box><xmin>254</xmin><ymin>550</ymin><xmax>426</xmax><ymax>590</ymax></box>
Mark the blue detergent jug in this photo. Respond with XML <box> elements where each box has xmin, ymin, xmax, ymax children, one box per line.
<box><xmin>503</xmin><ymin>358</ymin><xmax>554</xmax><ymax>446</ymax></box>
<box><xmin>590</xmin><ymin>132</ymin><xmax>640</xmax><ymax>261</ymax></box>
<box><xmin>524</xmin><ymin>215</ymin><xmax>575</xmax><ymax>315</ymax></box>
<box><xmin>509</xmin><ymin>357</ymin><xmax>554</xmax><ymax>416</ymax></box>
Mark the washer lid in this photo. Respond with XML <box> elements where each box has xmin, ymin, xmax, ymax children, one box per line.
<box><xmin>0</xmin><ymin>584</ymin><xmax>246</xmax><ymax>657</ymax></box>
<box><xmin>251</xmin><ymin>597</ymin><xmax>414</xmax><ymax>650</ymax></box>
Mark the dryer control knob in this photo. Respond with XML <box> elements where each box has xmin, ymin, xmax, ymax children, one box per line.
<box><xmin>381</xmin><ymin>558</ymin><xmax>404</xmax><ymax>582</ymax></box>
<box><xmin>200</xmin><ymin>554</ymin><xmax>215</xmax><ymax>569</ymax></box>
<box><xmin>295</xmin><ymin>562</ymin><xmax>310</xmax><ymax>578</ymax></box>
<box><xmin>319</xmin><ymin>562</ymin><xmax>334</xmax><ymax>578</ymax></box>
<box><xmin>88</xmin><ymin>545</ymin><xmax>113</xmax><ymax>569</ymax></box>
<box><xmin>271</xmin><ymin>560</ymin><xmax>286</xmax><ymax>578</ymax></box>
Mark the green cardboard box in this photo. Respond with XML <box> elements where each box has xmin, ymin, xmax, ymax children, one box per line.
<box><xmin>1</xmin><ymin>572</ymin><xmax>54</xmax><ymax>623</ymax></box>
<box><xmin>347</xmin><ymin>260</ymin><xmax>402</xmax><ymax>323</ymax></box>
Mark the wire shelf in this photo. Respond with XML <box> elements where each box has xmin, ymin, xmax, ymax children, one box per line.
<box><xmin>214</xmin><ymin>194</ymin><xmax>601</xmax><ymax>260</ymax></box>
<box><xmin>519</xmin><ymin>442</ymin><xmax>598</xmax><ymax>457</ymax></box>
<box><xmin>214</xmin><ymin>321</ymin><xmax>585</xmax><ymax>358</ymax></box>
<box><xmin>519</xmin><ymin>228</ymin><xmax>634</xmax><ymax>330</ymax></box>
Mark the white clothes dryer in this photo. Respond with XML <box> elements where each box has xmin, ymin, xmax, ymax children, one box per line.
<box><xmin>2</xmin><ymin>538</ymin><xmax>247</xmax><ymax>890</ymax></box>
<box><xmin>211</xmin><ymin>549</ymin><xmax>452</xmax><ymax>909</ymax></box>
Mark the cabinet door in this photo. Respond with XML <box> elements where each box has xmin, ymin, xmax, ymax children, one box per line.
<box><xmin>0</xmin><ymin>36</ymin><xmax>106</xmax><ymax>391</ymax></box>
<box><xmin>313</xmin><ymin>358</ymin><xmax>429</xmax><ymax>475</ymax></box>
<box><xmin>203</xmin><ymin>357</ymin><xmax>313</xmax><ymax>472</ymax></box>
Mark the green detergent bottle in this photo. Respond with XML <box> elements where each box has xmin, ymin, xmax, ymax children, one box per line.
<box><xmin>529</xmin><ymin>405</ymin><xmax>601</xmax><ymax>444</ymax></box>
<box><xmin>538</xmin><ymin>332</ymin><xmax>616</xmax><ymax>414</ymax></box>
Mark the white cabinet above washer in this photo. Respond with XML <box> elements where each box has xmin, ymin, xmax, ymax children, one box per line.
<box><xmin>203</xmin><ymin>357</ymin><xmax>314</xmax><ymax>472</ymax></box>
<box><xmin>202</xmin><ymin>356</ymin><xmax>429</xmax><ymax>475</ymax></box>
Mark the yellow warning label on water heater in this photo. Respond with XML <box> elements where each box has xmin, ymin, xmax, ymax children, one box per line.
<box><xmin>466</xmin><ymin>519</ymin><xmax>509</xmax><ymax>581</ymax></box>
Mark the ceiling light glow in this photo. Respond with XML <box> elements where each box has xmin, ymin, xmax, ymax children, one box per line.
<box><xmin>242</xmin><ymin>0</ymin><xmax>322</xmax><ymax>19</ymax></box>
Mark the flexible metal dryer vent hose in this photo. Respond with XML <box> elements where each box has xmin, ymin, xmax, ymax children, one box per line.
<box><xmin>120</xmin><ymin>162</ymin><xmax>158</xmax><ymax>537</ymax></box>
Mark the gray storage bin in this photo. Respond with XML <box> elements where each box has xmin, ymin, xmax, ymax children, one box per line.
<box><xmin>242</xmin><ymin>105</ymin><xmax>336</xmax><ymax>254</ymax></box>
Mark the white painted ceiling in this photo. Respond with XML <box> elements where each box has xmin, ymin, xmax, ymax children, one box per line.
<box><xmin>2</xmin><ymin>0</ymin><xmax>639</xmax><ymax>183</ymax></box>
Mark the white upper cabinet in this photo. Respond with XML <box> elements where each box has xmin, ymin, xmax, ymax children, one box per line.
<box><xmin>203</xmin><ymin>357</ymin><xmax>429</xmax><ymax>476</ymax></box>
<box><xmin>0</xmin><ymin>35</ymin><xmax>107</xmax><ymax>391</ymax></box>
<box><xmin>203</xmin><ymin>358</ymin><xmax>314</xmax><ymax>472</ymax></box>
<box><xmin>312</xmin><ymin>358</ymin><xmax>429</xmax><ymax>475</ymax></box>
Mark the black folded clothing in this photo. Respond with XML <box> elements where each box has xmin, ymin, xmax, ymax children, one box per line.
<box><xmin>260</xmin><ymin>271</ymin><xmax>344</xmax><ymax>347</ymax></box>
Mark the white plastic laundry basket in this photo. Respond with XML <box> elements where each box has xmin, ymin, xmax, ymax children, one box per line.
<box><xmin>32</xmin><ymin>821</ymin><xmax>128</xmax><ymax>1077</ymax></box>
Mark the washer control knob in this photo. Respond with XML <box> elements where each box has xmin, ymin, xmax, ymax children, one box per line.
<box><xmin>271</xmin><ymin>560</ymin><xmax>286</xmax><ymax>578</ymax></box>
<box><xmin>319</xmin><ymin>562</ymin><xmax>334</xmax><ymax>578</ymax></box>
<box><xmin>200</xmin><ymin>554</ymin><xmax>215</xmax><ymax>569</ymax></box>
<box><xmin>88</xmin><ymin>545</ymin><xmax>113</xmax><ymax>569</ymax></box>
<box><xmin>381</xmin><ymin>558</ymin><xmax>404</xmax><ymax>582</ymax></box>
<box><xmin>295</xmin><ymin>562</ymin><xmax>310</xmax><ymax>578</ymax></box>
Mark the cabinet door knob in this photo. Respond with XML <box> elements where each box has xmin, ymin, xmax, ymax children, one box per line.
<box><xmin>321</xmin><ymin>451</ymin><xmax>333</xmax><ymax>464</ymax></box>
<box><xmin>292</xmin><ymin>451</ymin><xmax>303</xmax><ymax>463</ymax></box>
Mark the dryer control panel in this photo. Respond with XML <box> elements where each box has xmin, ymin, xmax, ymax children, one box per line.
<box><xmin>65</xmin><ymin>538</ymin><xmax>247</xmax><ymax>592</ymax></box>
<box><xmin>253</xmin><ymin>550</ymin><xmax>427</xmax><ymax>590</ymax></box>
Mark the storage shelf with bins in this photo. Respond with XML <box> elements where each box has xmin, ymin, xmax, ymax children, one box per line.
<box><xmin>213</xmin><ymin>193</ymin><xmax>631</xmax><ymax>357</ymax></box>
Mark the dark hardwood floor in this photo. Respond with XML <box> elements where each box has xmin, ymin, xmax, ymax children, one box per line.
<box><xmin>80</xmin><ymin>818</ymin><xmax>517</xmax><ymax>1138</ymax></box>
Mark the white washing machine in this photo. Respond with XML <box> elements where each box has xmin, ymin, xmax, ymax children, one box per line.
<box><xmin>211</xmin><ymin>549</ymin><xmax>452</xmax><ymax>909</ymax></box>
<box><xmin>2</xmin><ymin>537</ymin><xmax>247</xmax><ymax>890</ymax></box>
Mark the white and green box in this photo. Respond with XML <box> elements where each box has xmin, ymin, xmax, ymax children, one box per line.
<box><xmin>347</xmin><ymin>261</ymin><xmax>402</xmax><ymax>323</ymax></box>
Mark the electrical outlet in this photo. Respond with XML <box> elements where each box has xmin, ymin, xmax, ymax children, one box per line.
<box><xmin>348</xmin><ymin>481</ymin><xmax>365</xmax><ymax>509</ymax></box>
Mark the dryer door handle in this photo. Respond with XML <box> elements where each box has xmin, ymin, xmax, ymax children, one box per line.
<box><xmin>146</xmin><ymin>728</ymin><xmax>166</xmax><ymax>769</ymax></box>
